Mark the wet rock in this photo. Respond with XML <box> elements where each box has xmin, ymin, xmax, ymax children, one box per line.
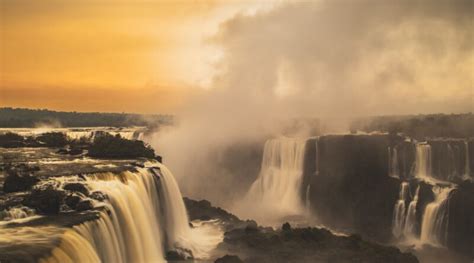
<box><xmin>214</xmin><ymin>255</ymin><xmax>243</xmax><ymax>263</ymax></box>
<box><xmin>76</xmin><ymin>200</ymin><xmax>94</xmax><ymax>212</ymax></box>
<box><xmin>63</xmin><ymin>183</ymin><xmax>90</xmax><ymax>196</ymax></box>
<box><xmin>90</xmin><ymin>191</ymin><xmax>107</xmax><ymax>202</ymax></box>
<box><xmin>0</xmin><ymin>132</ymin><xmax>25</xmax><ymax>147</ymax></box>
<box><xmin>23</xmin><ymin>188</ymin><xmax>65</xmax><ymax>215</ymax></box>
<box><xmin>36</xmin><ymin>132</ymin><xmax>68</xmax><ymax>147</ymax></box>
<box><xmin>3</xmin><ymin>173</ymin><xmax>39</xmax><ymax>193</ymax></box>
<box><xmin>166</xmin><ymin>250</ymin><xmax>185</xmax><ymax>261</ymax></box>
<box><xmin>65</xmin><ymin>194</ymin><xmax>81</xmax><ymax>209</ymax></box>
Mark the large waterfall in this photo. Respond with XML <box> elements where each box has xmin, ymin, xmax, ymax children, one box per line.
<box><xmin>237</xmin><ymin>137</ymin><xmax>307</xmax><ymax>224</ymax></box>
<box><xmin>39</xmin><ymin>163</ymin><xmax>222</xmax><ymax>263</ymax></box>
<box><xmin>420</xmin><ymin>186</ymin><xmax>453</xmax><ymax>246</ymax></box>
<box><xmin>415</xmin><ymin>143</ymin><xmax>432</xmax><ymax>180</ymax></box>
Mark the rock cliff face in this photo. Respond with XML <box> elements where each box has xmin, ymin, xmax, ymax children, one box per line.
<box><xmin>301</xmin><ymin>134</ymin><xmax>473</xmax><ymax>258</ymax></box>
<box><xmin>304</xmin><ymin>135</ymin><xmax>400</xmax><ymax>241</ymax></box>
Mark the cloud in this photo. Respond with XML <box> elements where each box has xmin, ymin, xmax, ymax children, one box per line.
<box><xmin>152</xmin><ymin>0</ymin><xmax>473</xmax><ymax>205</ymax></box>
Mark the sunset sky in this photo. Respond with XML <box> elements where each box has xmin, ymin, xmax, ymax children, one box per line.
<box><xmin>0</xmin><ymin>0</ymin><xmax>275</xmax><ymax>113</ymax></box>
<box><xmin>1</xmin><ymin>0</ymin><xmax>472</xmax><ymax>115</ymax></box>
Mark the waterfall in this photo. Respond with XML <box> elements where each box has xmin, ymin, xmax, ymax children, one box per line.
<box><xmin>389</xmin><ymin>146</ymin><xmax>400</xmax><ymax>178</ymax></box>
<box><xmin>31</xmin><ymin>163</ymin><xmax>222</xmax><ymax>262</ymax></box>
<box><xmin>238</xmin><ymin>137</ymin><xmax>307</xmax><ymax>224</ymax></box>
<box><xmin>464</xmin><ymin>140</ymin><xmax>471</xmax><ymax>179</ymax></box>
<box><xmin>392</xmin><ymin>182</ymin><xmax>409</xmax><ymax>238</ymax></box>
<box><xmin>420</xmin><ymin>186</ymin><xmax>454</xmax><ymax>246</ymax></box>
<box><xmin>403</xmin><ymin>186</ymin><xmax>420</xmax><ymax>238</ymax></box>
<box><xmin>315</xmin><ymin>138</ymin><xmax>320</xmax><ymax>176</ymax></box>
<box><xmin>415</xmin><ymin>143</ymin><xmax>432</xmax><ymax>180</ymax></box>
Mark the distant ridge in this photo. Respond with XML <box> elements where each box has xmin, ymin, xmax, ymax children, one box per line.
<box><xmin>0</xmin><ymin>107</ymin><xmax>173</xmax><ymax>128</ymax></box>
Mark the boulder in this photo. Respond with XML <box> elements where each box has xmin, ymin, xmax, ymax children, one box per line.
<box><xmin>3</xmin><ymin>173</ymin><xmax>39</xmax><ymax>193</ymax></box>
<box><xmin>65</xmin><ymin>194</ymin><xmax>81</xmax><ymax>209</ymax></box>
<box><xmin>23</xmin><ymin>188</ymin><xmax>65</xmax><ymax>215</ymax></box>
<box><xmin>63</xmin><ymin>183</ymin><xmax>90</xmax><ymax>196</ymax></box>
<box><xmin>76</xmin><ymin>200</ymin><xmax>94</xmax><ymax>212</ymax></box>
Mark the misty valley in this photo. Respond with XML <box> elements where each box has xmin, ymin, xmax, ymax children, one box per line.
<box><xmin>0</xmin><ymin>110</ymin><xmax>472</xmax><ymax>263</ymax></box>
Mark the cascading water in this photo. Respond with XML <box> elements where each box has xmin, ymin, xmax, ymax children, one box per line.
<box><xmin>39</xmin><ymin>164</ymin><xmax>223</xmax><ymax>263</ymax></box>
<box><xmin>388</xmin><ymin>146</ymin><xmax>400</xmax><ymax>178</ymax></box>
<box><xmin>403</xmin><ymin>186</ymin><xmax>420</xmax><ymax>238</ymax></box>
<box><xmin>392</xmin><ymin>182</ymin><xmax>409</xmax><ymax>238</ymax></box>
<box><xmin>420</xmin><ymin>186</ymin><xmax>454</xmax><ymax>246</ymax></box>
<box><xmin>415</xmin><ymin>143</ymin><xmax>432</xmax><ymax>180</ymax></box>
<box><xmin>237</xmin><ymin>137</ymin><xmax>307</xmax><ymax>224</ymax></box>
<box><xmin>464</xmin><ymin>140</ymin><xmax>470</xmax><ymax>179</ymax></box>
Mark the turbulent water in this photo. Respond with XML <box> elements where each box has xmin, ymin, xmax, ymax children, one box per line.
<box><xmin>420</xmin><ymin>186</ymin><xmax>453</xmax><ymax>246</ymax></box>
<box><xmin>31</xmin><ymin>163</ymin><xmax>222</xmax><ymax>263</ymax></box>
<box><xmin>237</xmin><ymin>137</ymin><xmax>307</xmax><ymax>224</ymax></box>
<box><xmin>392</xmin><ymin>182</ymin><xmax>409</xmax><ymax>238</ymax></box>
<box><xmin>403</xmin><ymin>186</ymin><xmax>420</xmax><ymax>239</ymax></box>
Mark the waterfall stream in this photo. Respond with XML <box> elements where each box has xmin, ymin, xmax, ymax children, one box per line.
<box><xmin>38</xmin><ymin>163</ymin><xmax>222</xmax><ymax>263</ymax></box>
<box><xmin>392</xmin><ymin>182</ymin><xmax>409</xmax><ymax>238</ymax></box>
<box><xmin>415</xmin><ymin>143</ymin><xmax>432</xmax><ymax>180</ymax></box>
<box><xmin>403</xmin><ymin>186</ymin><xmax>419</xmax><ymax>239</ymax></box>
<box><xmin>420</xmin><ymin>186</ymin><xmax>453</xmax><ymax>246</ymax></box>
<box><xmin>237</xmin><ymin>137</ymin><xmax>307</xmax><ymax>224</ymax></box>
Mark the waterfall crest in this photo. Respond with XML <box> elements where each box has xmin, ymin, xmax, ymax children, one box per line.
<box><xmin>37</xmin><ymin>163</ymin><xmax>222</xmax><ymax>263</ymax></box>
<box><xmin>237</xmin><ymin>137</ymin><xmax>307</xmax><ymax>224</ymax></box>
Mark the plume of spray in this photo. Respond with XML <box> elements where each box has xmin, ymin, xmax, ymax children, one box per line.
<box><xmin>150</xmin><ymin>0</ymin><xmax>473</xmax><ymax>208</ymax></box>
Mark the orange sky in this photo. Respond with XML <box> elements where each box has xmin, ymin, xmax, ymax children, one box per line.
<box><xmin>0</xmin><ymin>0</ymin><xmax>275</xmax><ymax>113</ymax></box>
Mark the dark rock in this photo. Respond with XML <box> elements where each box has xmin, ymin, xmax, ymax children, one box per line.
<box><xmin>63</xmin><ymin>183</ymin><xmax>90</xmax><ymax>196</ymax></box>
<box><xmin>88</xmin><ymin>134</ymin><xmax>155</xmax><ymax>159</ymax></box>
<box><xmin>282</xmin><ymin>222</ymin><xmax>292</xmax><ymax>232</ymax></box>
<box><xmin>23</xmin><ymin>188</ymin><xmax>65</xmax><ymax>215</ymax></box>
<box><xmin>90</xmin><ymin>191</ymin><xmax>107</xmax><ymax>202</ymax></box>
<box><xmin>36</xmin><ymin>132</ymin><xmax>68</xmax><ymax>147</ymax></box>
<box><xmin>165</xmin><ymin>250</ymin><xmax>185</xmax><ymax>261</ymax></box>
<box><xmin>214</xmin><ymin>255</ymin><xmax>243</xmax><ymax>263</ymax></box>
<box><xmin>76</xmin><ymin>200</ymin><xmax>94</xmax><ymax>212</ymax></box>
<box><xmin>0</xmin><ymin>132</ymin><xmax>25</xmax><ymax>147</ymax></box>
<box><xmin>3</xmin><ymin>173</ymin><xmax>39</xmax><ymax>193</ymax></box>
<box><xmin>65</xmin><ymin>194</ymin><xmax>81</xmax><ymax>209</ymax></box>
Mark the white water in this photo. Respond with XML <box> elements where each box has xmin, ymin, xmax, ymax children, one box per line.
<box><xmin>420</xmin><ymin>186</ymin><xmax>453</xmax><ymax>246</ymax></box>
<box><xmin>37</xmin><ymin>164</ymin><xmax>222</xmax><ymax>262</ymax></box>
<box><xmin>392</xmin><ymin>182</ymin><xmax>409</xmax><ymax>238</ymax></box>
<box><xmin>154</xmin><ymin>163</ymin><xmax>223</xmax><ymax>259</ymax></box>
<box><xmin>415</xmin><ymin>143</ymin><xmax>433</xmax><ymax>181</ymax></box>
<box><xmin>403</xmin><ymin>186</ymin><xmax>420</xmax><ymax>238</ymax></box>
<box><xmin>0</xmin><ymin>206</ymin><xmax>35</xmax><ymax>221</ymax></box>
<box><xmin>237</xmin><ymin>137</ymin><xmax>307</xmax><ymax>225</ymax></box>
<box><xmin>388</xmin><ymin>146</ymin><xmax>400</xmax><ymax>178</ymax></box>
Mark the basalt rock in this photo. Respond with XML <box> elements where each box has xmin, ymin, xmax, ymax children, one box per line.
<box><xmin>23</xmin><ymin>187</ymin><xmax>66</xmax><ymax>215</ymax></box>
<box><xmin>63</xmin><ymin>183</ymin><xmax>90</xmax><ymax>196</ymax></box>
<box><xmin>3</xmin><ymin>173</ymin><xmax>39</xmax><ymax>193</ymax></box>
<box><xmin>75</xmin><ymin>200</ymin><xmax>94</xmax><ymax>212</ymax></box>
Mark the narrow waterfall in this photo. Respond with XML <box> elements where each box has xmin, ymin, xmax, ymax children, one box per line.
<box><xmin>392</xmin><ymin>182</ymin><xmax>409</xmax><ymax>238</ymax></box>
<box><xmin>153</xmin><ymin>163</ymin><xmax>223</xmax><ymax>259</ymax></box>
<box><xmin>464</xmin><ymin>141</ymin><xmax>470</xmax><ymax>179</ymax></box>
<box><xmin>388</xmin><ymin>146</ymin><xmax>400</xmax><ymax>178</ymax></box>
<box><xmin>315</xmin><ymin>138</ymin><xmax>320</xmax><ymax>176</ymax></box>
<box><xmin>420</xmin><ymin>186</ymin><xmax>454</xmax><ymax>246</ymax></box>
<box><xmin>238</xmin><ymin>137</ymin><xmax>307</xmax><ymax>224</ymax></box>
<box><xmin>415</xmin><ymin>143</ymin><xmax>432</xmax><ymax>180</ymax></box>
<box><xmin>403</xmin><ymin>186</ymin><xmax>420</xmax><ymax>238</ymax></box>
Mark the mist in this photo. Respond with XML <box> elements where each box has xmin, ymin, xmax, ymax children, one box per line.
<box><xmin>150</xmin><ymin>0</ymin><xmax>473</xmax><ymax>207</ymax></box>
